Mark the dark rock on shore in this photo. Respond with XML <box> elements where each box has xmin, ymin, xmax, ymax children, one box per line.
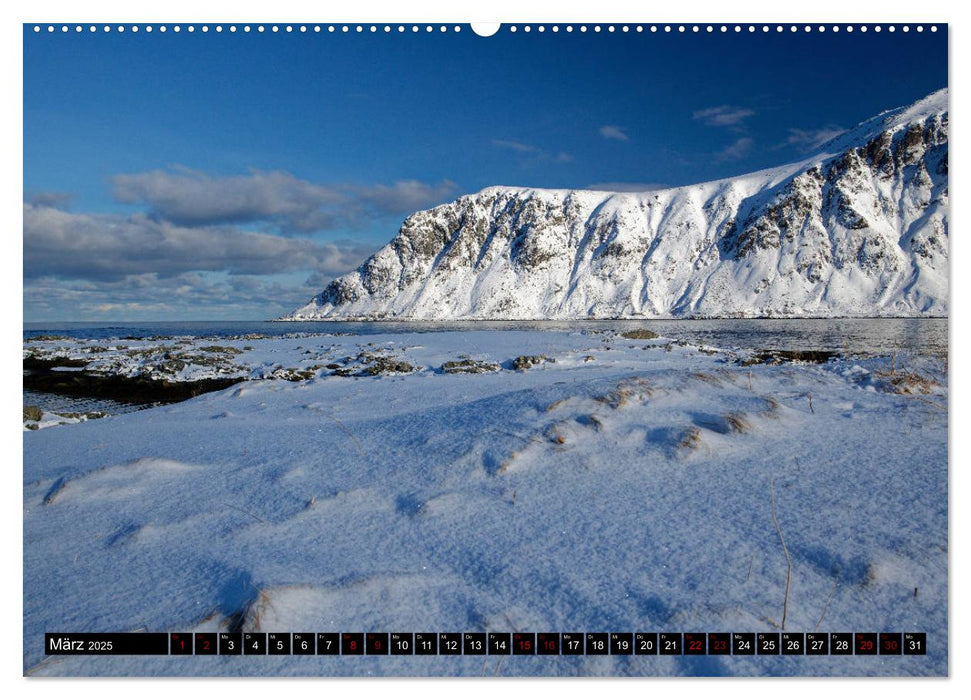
<box><xmin>23</xmin><ymin>357</ymin><xmax>245</xmax><ymax>405</ymax></box>
<box><xmin>740</xmin><ymin>349</ymin><xmax>839</xmax><ymax>366</ymax></box>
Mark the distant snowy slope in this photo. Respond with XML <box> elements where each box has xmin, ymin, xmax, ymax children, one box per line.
<box><xmin>287</xmin><ymin>89</ymin><xmax>948</xmax><ymax>320</ymax></box>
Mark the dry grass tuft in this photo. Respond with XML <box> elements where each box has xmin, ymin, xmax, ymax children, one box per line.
<box><xmin>692</xmin><ymin>372</ymin><xmax>722</xmax><ymax>386</ymax></box>
<box><xmin>878</xmin><ymin>370</ymin><xmax>940</xmax><ymax>395</ymax></box>
<box><xmin>595</xmin><ymin>387</ymin><xmax>633</xmax><ymax>409</ymax></box>
<box><xmin>595</xmin><ymin>377</ymin><xmax>653</xmax><ymax>409</ymax></box>
<box><xmin>620</xmin><ymin>329</ymin><xmax>659</xmax><ymax>340</ymax></box>
<box><xmin>770</xmin><ymin>479</ymin><xmax>792</xmax><ymax>630</ymax></box>
<box><xmin>23</xmin><ymin>405</ymin><xmax>43</xmax><ymax>422</ymax></box>
<box><xmin>724</xmin><ymin>412</ymin><xmax>752</xmax><ymax>433</ymax></box>
<box><xmin>760</xmin><ymin>396</ymin><xmax>781</xmax><ymax>418</ymax></box>
<box><xmin>226</xmin><ymin>588</ymin><xmax>273</xmax><ymax>633</ymax></box>
<box><xmin>678</xmin><ymin>426</ymin><xmax>702</xmax><ymax>452</ymax></box>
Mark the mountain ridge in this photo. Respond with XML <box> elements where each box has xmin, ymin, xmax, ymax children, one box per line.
<box><xmin>286</xmin><ymin>88</ymin><xmax>948</xmax><ymax>320</ymax></box>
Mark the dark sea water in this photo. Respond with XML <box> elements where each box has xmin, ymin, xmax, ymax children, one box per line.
<box><xmin>23</xmin><ymin>318</ymin><xmax>948</xmax><ymax>356</ymax></box>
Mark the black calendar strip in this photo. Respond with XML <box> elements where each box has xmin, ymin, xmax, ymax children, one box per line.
<box><xmin>46</xmin><ymin>632</ymin><xmax>926</xmax><ymax>656</ymax></box>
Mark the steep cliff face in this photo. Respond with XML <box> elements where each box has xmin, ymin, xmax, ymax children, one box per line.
<box><xmin>288</xmin><ymin>89</ymin><xmax>948</xmax><ymax>320</ymax></box>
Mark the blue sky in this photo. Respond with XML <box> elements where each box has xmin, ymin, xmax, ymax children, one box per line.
<box><xmin>23</xmin><ymin>23</ymin><xmax>947</xmax><ymax>321</ymax></box>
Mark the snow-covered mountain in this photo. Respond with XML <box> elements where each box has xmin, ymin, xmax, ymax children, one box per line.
<box><xmin>287</xmin><ymin>89</ymin><xmax>948</xmax><ymax>320</ymax></box>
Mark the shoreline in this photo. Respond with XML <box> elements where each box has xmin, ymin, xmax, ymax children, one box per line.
<box><xmin>273</xmin><ymin>314</ymin><xmax>950</xmax><ymax>323</ymax></box>
<box><xmin>21</xmin><ymin>322</ymin><xmax>947</xmax><ymax>412</ymax></box>
<box><xmin>23</xmin><ymin>315</ymin><xmax>950</xmax><ymax>327</ymax></box>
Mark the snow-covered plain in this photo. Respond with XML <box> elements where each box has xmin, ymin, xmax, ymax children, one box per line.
<box><xmin>22</xmin><ymin>329</ymin><xmax>947</xmax><ymax>676</ymax></box>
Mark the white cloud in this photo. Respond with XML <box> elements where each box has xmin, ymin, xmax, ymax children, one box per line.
<box><xmin>780</xmin><ymin>126</ymin><xmax>847</xmax><ymax>152</ymax></box>
<box><xmin>716</xmin><ymin>137</ymin><xmax>754</xmax><ymax>161</ymax></box>
<box><xmin>23</xmin><ymin>202</ymin><xmax>375</xmax><ymax>282</ymax></box>
<box><xmin>353</xmin><ymin>179</ymin><xmax>458</xmax><ymax>215</ymax></box>
<box><xmin>492</xmin><ymin>139</ymin><xmax>540</xmax><ymax>153</ymax></box>
<box><xmin>693</xmin><ymin>105</ymin><xmax>755</xmax><ymax>128</ymax></box>
<box><xmin>492</xmin><ymin>139</ymin><xmax>573</xmax><ymax>164</ymax></box>
<box><xmin>26</xmin><ymin>191</ymin><xmax>73</xmax><ymax>208</ymax></box>
<box><xmin>24</xmin><ymin>272</ymin><xmax>333</xmax><ymax>321</ymax></box>
<box><xmin>599</xmin><ymin>125</ymin><xmax>630</xmax><ymax>142</ymax></box>
<box><xmin>110</xmin><ymin>167</ymin><xmax>458</xmax><ymax>233</ymax></box>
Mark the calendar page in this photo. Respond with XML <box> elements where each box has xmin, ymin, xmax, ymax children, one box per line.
<box><xmin>21</xmin><ymin>11</ymin><xmax>949</xmax><ymax>679</ymax></box>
